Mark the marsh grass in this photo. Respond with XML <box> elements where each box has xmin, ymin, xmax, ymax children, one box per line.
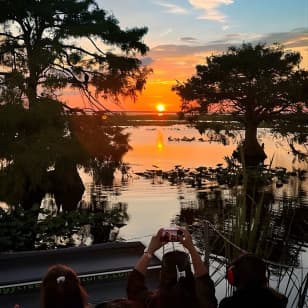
<box><xmin>200</xmin><ymin>166</ymin><xmax>308</xmax><ymax>307</ymax></box>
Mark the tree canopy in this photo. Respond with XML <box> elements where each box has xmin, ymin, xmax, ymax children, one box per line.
<box><xmin>173</xmin><ymin>43</ymin><xmax>308</xmax><ymax>166</ymax></box>
<box><xmin>0</xmin><ymin>0</ymin><xmax>150</xmax><ymax>108</ymax></box>
<box><xmin>0</xmin><ymin>0</ymin><xmax>150</xmax><ymax>211</ymax></box>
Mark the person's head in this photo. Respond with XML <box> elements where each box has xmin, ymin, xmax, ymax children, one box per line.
<box><xmin>160</xmin><ymin>250</ymin><xmax>193</xmax><ymax>287</ymax></box>
<box><xmin>159</xmin><ymin>250</ymin><xmax>197</xmax><ymax>307</ymax></box>
<box><xmin>40</xmin><ymin>264</ymin><xmax>88</xmax><ymax>308</ymax></box>
<box><xmin>226</xmin><ymin>253</ymin><xmax>268</xmax><ymax>289</ymax></box>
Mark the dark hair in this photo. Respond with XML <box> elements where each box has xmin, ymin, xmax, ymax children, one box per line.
<box><xmin>159</xmin><ymin>251</ymin><xmax>198</xmax><ymax>308</ymax></box>
<box><xmin>40</xmin><ymin>264</ymin><xmax>88</xmax><ymax>308</ymax></box>
<box><xmin>229</xmin><ymin>253</ymin><xmax>267</xmax><ymax>288</ymax></box>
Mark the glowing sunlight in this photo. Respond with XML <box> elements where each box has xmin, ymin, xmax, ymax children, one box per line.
<box><xmin>156</xmin><ymin>103</ymin><xmax>166</xmax><ymax>113</ymax></box>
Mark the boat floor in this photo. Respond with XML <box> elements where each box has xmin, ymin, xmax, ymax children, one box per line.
<box><xmin>0</xmin><ymin>241</ymin><xmax>161</xmax><ymax>307</ymax></box>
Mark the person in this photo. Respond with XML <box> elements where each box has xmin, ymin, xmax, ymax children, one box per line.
<box><xmin>40</xmin><ymin>264</ymin><xmax>90</xmax><ymax>308</ymax></box>
<box><xmin>127</xmin><ymin>227</ymin><xmax>217</xmax><ymax>308</ymax></box>
<box><xmin>219</xmin><ymin>253</ymin><xmax>288</xmax><ymax>308</ymax></box>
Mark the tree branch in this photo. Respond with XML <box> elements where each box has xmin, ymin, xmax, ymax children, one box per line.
<box><xmin>87</xmin><ymin>36</ymin><xmax>107</xmax><ymax>56</ymax></box>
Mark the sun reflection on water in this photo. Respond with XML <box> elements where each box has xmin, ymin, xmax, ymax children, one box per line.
<box><xmin>156</xmin><ymin>130</ymin><xmax>164</xmax><ymax>151</ymax></box>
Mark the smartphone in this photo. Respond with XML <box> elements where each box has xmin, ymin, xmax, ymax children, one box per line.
<box><xmin>160</xmin><ymin>228</ymin><xmax>183</xmax><ymax>242</ymax></box>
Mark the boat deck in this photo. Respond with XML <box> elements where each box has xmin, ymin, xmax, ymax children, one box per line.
<box><xmin>0</xmin><ymin>241</ymin><xmax>161</xmax><ymax>307</ymax></box>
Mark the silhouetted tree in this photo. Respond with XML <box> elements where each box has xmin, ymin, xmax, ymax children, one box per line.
<box><xmin>0</xmin><ymin>0</ymin><xmax>149</xmax><ymax>210</ymax></box>
<box><xmin>173</xmin><ymin>43</ymin><xmax>308</xmax><ymax>166</ymax></box>
<box><xmin>0</xmin><ymin>0</ymin><xmax>149</xmax><ymax>107</ymax></box>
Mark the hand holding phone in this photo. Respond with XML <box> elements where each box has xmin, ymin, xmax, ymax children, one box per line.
<box><xmin>160</xmin><ymin>228</ymin><xmax>183</xmax><ymax>242</ymax></box>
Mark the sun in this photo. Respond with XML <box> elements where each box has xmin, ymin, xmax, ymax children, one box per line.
<box><xmin>156</xmin><ymin>103</ymin><xmax>166</xmax><ymax>113</ymax></box>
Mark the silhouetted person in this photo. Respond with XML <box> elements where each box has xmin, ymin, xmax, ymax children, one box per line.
<box><xmin>127</xmin><ymin>227</ymin><xmax>217</xmax><ymax>308</ymax></box>
<box><xmin>219</xmin><ymin>253</ymin><xmax>287</xmax><ymax>308</ymax></box>
<box><xmin>40</xmin><ymin>264</ymin><xmax>89</xmax><ymax>308</ymax></box>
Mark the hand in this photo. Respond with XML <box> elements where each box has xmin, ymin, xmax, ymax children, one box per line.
<box><xmin>147</xmin><ymin>228</ymin><xmax>165</xmax><ymax>254</ymax></box>
<box><xmin>179</xmin><ymin>227</ymin><xmax>208</xmax><ymax>276</ymax></box>
<box><xmin>178</xmin><ymin>227</ymin><xmax>195</xmax><ymax>252</ymax></box>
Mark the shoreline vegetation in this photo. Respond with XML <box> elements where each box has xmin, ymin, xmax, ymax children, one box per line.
<box><xmin>88</xmin><ymin>112</ymin><xmax>308</xmax><ymax>128</ymax></box>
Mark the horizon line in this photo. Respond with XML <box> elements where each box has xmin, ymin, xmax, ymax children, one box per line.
<box><xmin>109</xmin><ymin>110</ymin><xmax>179</xmax><ymax>113</ymax></box>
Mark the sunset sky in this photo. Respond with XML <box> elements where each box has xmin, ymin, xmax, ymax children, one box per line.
<box><xmin>76</xmin><ymin>0</ymin><xmax>308</xmax><ymax>112</ymax></box>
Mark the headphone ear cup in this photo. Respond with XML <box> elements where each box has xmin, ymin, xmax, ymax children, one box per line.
<box><xmin>226</xmin><ymin>265</ymin><xmax>236</xmax><ymax>286</ymax></box>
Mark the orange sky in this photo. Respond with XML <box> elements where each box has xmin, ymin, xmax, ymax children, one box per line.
<box><xmin>62</xmin><ymin>47</ymin><xmax>208</xmax><ymax>113</ymax></box>
<box><xmin>136</xmin><ymin>45</ymin><xmax>308</xmax><ymax>113</ymax></box>
<box><xmin>54</xmin><ymin>0</ymin><xmax>308</xmax><ymax>114</ymax></box>
<box><xmin>63</xmin><ymin>42</ymin><xmax>308</xmax><ymax>113</ymax></box>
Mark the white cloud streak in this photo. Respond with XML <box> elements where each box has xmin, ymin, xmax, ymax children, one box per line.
<box><xmin>159</xmin><ymin>28</ymin><xmax>174</xmax><ymax>37</ymax></box>
<box><xmin>156</xmin><ymin>2</ymin><xmax>188</xmax><ymax>15</ymax></box>
<box><xmin>149</xmin><ymin>31</ymin><xmax>307</xmax><ymax>60</ymax></box>
<box><xmin>188</xmin><ymin>0</ymin><xmax>234</xmax><ymax>22</ymax></box>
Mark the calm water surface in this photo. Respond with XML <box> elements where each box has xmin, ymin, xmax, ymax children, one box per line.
<box><xmin>82</xmin><ymin>125</ymin><xmax>308</xmax><ymax>259</ymax></box>
<box><xmin>81</xmin><ymin>125</ymin><xmax>308</xmax><ymax>306</ymax></box>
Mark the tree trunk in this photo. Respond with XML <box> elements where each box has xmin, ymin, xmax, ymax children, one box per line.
<box><xmin>26</xmin><ymin>51</ymin><xmax>39</xmax><ymax>107</ymax></box>
<box><xmin>26</xmin><ymin>74</ymin><xmax>38</xmax><ymax>107</ymax></box>
<box><xmin>49</xmin><ymin>159</ymin><xmax>85</xmax><ymax>211</ymax></box>
<box><xmin>243</xmin><ymin>121</ymin><xmax>267</xmax><ymax>167</ymax></box>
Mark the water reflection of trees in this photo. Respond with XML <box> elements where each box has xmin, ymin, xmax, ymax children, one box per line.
<box><xmin>0</xmin><ymin>106</ymin><xmax>132</xmax><ymax>251</ymax></box>
<box><xmin>175</xmin><ymin>175</ymin><xmax>308</xmax><ymax>306</ymax></box>
<box><xmin>0</xmin><ymin>185</ymin><xmax>129</xmax><ymax>252</ymax></box>
<box><xmin>0</xmin><ymin>105</ymin><xmax>131</xmax><ymax>211</ymax></box>
<box><xmin>177</xmin><ymin>177</ymin><xmax>308</xmax><ymax>267</ymax></box>
<box><xmin>80</xmin><ymin>183</ymin><xmax>129</xmax><ymax>244</ymax></box>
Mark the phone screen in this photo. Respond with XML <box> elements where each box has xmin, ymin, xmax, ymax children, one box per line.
<box><xmin>160</xmin><ymin>228</ymin><xmax>183</xmax><ymax>242</ymax></box>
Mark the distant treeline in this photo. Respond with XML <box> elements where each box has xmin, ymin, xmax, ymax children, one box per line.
<box><xmin>71</xmin><ymin>112</ymin><xmax>308</xmax><ymax>129</ymax></box>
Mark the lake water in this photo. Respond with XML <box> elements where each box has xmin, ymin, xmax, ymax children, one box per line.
<box><xmin>83</xmin><ymin>124</ymin><xmax>307</xmax><ymax>243</ymax></box>
<box><xmin>122</xmin><ymin>124</ymin><xmax>308</xmax><ymax>171</ymax></box>
<box><xmin>80</xmin><ymin>124</ymin><xmax>308</xmax><ymax>306</ymax></box>
<box><xmin>80</xmin><ymin>124</ymin><xmax>308</xmax><ymax>248</ymax></box>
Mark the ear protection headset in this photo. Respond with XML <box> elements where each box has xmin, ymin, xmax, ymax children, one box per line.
<box><xmin>226</xmin><ymin>263</ymin><xmax>237</xmax><ymax>286</ymax></box>
<box><xmin>226</xmin><ymin>253</ymin><xmax>269</xmax><ymax>287</ymax></box>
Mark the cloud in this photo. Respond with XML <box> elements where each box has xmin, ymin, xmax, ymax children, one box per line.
<box><xmin>150</xmin><ymin>44</ymin><xmax>222</xmax><ymax>59</ymax></box>
<box><xmin>159</xmin><ymin>28</ymin><xmax>174</xmax><ymax>37</ymax></box>
<box><xmin>209</xmin><ymin>32</ymin><xmax>264</xmax><ymax>44</ymax></box>
<box><xmin>149</xmin><ymin>31</ymin><xmax>308</xmax><ymax>61</ymax></box>
<box><xmin>260</xmin><ymin>31</ymin><xmax>308</xmax><ymax>49</ymax></box>
<box><xmin>156</xmin><ymin>2</ymin><xmax>188</xmax><ymax>15</ymax></box>
<box><xmin>141</xmin><ymin>57</ymin><xmax>154</xmax><ymax>66</ymax></box>
<box><xmin>291</xmin><ymin>27</ymin><xmax>308</xmax><ymax>33</ymax></box>
<box><xmin>206</xmin><ymin>30</ymin><xmax>308</xmax><ymax>48</ymax></box>
<box><xmin>188</xmin><ymin>0</ymin><xmax>234</xmax><ymax>22</ymax></box>
<box><xmin>181</xmin><ymin>36</ymin><xmax>198</xmax><ymax>43</ymax></box>
<box><xmin>145</xmin><ymin>31</ymin><xmax>308</xmax><ymax>84</ymax></box>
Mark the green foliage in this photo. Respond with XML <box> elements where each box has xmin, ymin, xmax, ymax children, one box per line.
<box><xmin>0</xmin><ymin>0</ymin><xmax>150</xmax><ymax>106</ymax></box>
<box><xmin>0</xmin><ymin>205</ymin><xmax>40</xmax><ymax>251</ymax></box>
<box><xmin>0</xmin><ymin>202</ymin><xmax>128</xmax><ymax>252</ymax></box>
<box><xmin>271</xmin><ymin>113</ymin><xmax>308</xmax><ymax>162</ymax></box>
<box><xmin>69</xmin><ymin>114</ymin><xmax>131</xmax><ymax>164</ymax></box>
<box><xmin>0</xmin><ymin>0</ymin><xmax>147</xmax><ymax>208</ymax></box>
<box><xmin>0</xmin><ymin>99</ymin><xmax>132</xmax><ymax>207</ymax></box>
<box><xmin>0</xmin><ymin>0</ymin><xmax>145</xmax><ymax>249</ymax></box>
<box><xmin>174</xmin><ymin>43</ymin><xmax>308</xmax><ymax>123</ymax></box>
<box><xmin>173</xmin><ymin>43</ymin><xmax>308</xmax><ymax>165</ymax></box>
<box><xmin>0</xmin><ymin>99</ymin><xmax>64</xmax><ymax>205</ymax></box>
